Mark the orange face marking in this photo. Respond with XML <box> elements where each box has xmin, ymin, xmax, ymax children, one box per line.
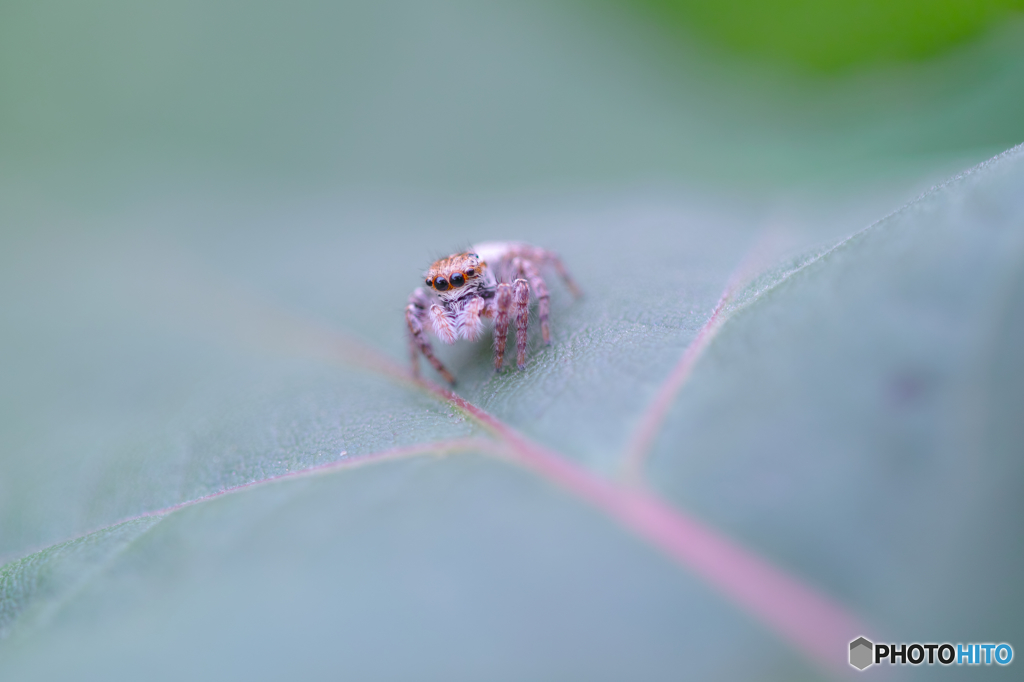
<box><xmin>424</xmin><ymin>251</ymin><xmax>486</xmax><ymax>292</ymax></box>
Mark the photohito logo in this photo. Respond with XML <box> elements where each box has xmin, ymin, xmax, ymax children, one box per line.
<box><xmin>849</xmin><ymin>637</ymin><xmax>1013</xmax><ymax>671</ymax></box>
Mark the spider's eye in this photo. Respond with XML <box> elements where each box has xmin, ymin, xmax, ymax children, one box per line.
<box><xmin>434</xmin><ymin>277</ymin><xmax>449</xmax><ymax>291</ymax></box>
<box><xmin>450</xmin><ymin>272</ymin><xmax>465</xmax><ymax>287</ymax></box>
<box><xmin>425</xmin><ymin>278</ymin><xmax>433</xmax><ymax>288</ymax></box>
<box><xmin>465</xmin><ymin>269</ymin><xmax>475</xmax><ymax>277</ymax></box>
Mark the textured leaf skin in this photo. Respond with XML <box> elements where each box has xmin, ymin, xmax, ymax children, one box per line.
<box><xmin>1</xmin><ymin>150</ymin><xmax>1021</xmax><ymax>681</ymax></box>
<box><xmin>2</xmin><ymin>1</ymin><xmax>1024</xmax><ymax>680</ymax></box>
<box><xmin>650</xmin><ymin>149</ymin><xmax>1024</xmax><ymax>652</ymax></box>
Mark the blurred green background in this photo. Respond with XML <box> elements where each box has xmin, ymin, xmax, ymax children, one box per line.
<box><xmin>2</xmin><ymin>0</ymin><xmax>1022</xmax><ymax>197</ymax></box>
<box><xmin>636</xmin><ymin>0</ymin><xmax>1024</xmax><ymax>70</ymax></box>
<box><xmin>2</xmin><ymin>1</ymin><xmax>1023</xmax><ymax>680</ymax></box>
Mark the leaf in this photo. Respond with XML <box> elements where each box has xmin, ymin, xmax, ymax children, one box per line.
<box><xmin>648</xmin><ymin>148</ymin><xmax>1024</xmax><ymax>641</ymax></box>
<box><xmin>2</xmin><ymin>2</ymin><xmax>1024</xmax><ymax>680</ymax></box>
<box><xmin>1</xmin><ymin>147</ymin><xmax>1022</xmax><ymax>679</ymax></box>
<box><xmin>0</xmin><ymin>518</ymin><xmax>162</xmax><ymax>640</ymax></box>
<box><xmin>628</xmin><ymin>0</ymin><xmax>1024</xmax><ymax>71</ymax></box>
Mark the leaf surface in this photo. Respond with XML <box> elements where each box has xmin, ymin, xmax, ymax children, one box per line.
<box><xmin>2</xmin><ymin>1</ymin><xmax>1024</xmax><ymax>680</ymax></box>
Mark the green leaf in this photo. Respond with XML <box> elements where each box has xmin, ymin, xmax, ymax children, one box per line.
<box><xmin>649</xmin><ymin>147</ymin><xmax>1024</xmax><ymax>642</ymax></box>
<box><xmin>2</xmin><ymin>147</ymin><xmax>1022</xmax><ymax>679</ymax></box>
<box><xmin>629</xmin><ymin>0</ymin><xmax>1024</xmax><ymax>71</ymax></box>
<box><xmin>2</xmin><ymin>1</ymin><xmax>1023</xmax><ymax>680</ymax></box>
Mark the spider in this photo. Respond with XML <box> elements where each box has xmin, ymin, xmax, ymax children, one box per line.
<box><xmin>406</xmin><ymin>241</ymin><xmax>581</xmax><ymax>384</ymax></box>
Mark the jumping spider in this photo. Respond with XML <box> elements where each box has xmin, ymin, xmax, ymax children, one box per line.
<box><xmin>406</xmin><ymin>241</ymin><xmax>581</xmax><ymax>385</ymax></box>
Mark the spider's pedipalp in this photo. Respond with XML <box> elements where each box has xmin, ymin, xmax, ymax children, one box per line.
<box><xmin>406</xmin><ymin>292</ymin><xmax>455</xmax><ymax>384</ymax></box>
<box><xmin>429</xmin><ymin>304</ymin><xmax>457</xmax><ymax>344</ymax></box>
<box><xmin>513</xmin><ymin>277</ymin><xmax>530</xmax><ymax>370</ymax></box>
<box><xmin>493</xmin><ymin>282</ymin><xmax>513</xmax><ymax>371</ymax></box>
<box><xmin>458</xmin><ymin>295</ymin><xmax>486</xmax><ymax>341</ymax></box>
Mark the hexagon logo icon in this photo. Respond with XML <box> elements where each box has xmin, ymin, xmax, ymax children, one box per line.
<box><xmin>850</xmin><ymin>637</ymin><xmax>874</xmax><ymax>670</ymax></box>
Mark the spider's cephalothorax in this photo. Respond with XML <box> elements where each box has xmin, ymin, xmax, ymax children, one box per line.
<box><xmin>405</xmin><ymin>242</ymin><xmax>581</xmax><ymax>385</ymax></box>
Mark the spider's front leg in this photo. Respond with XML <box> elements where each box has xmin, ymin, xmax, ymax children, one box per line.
<box><xmin>512</xmin><ymin>278</ymin><xmax>530</xmax><ymax>369</ymax></box>
<box><xmin>492</xmin><ymin>283</ymin><xmax>512</xmax><ymax>371</ymax></box>
<box><xmin>492</xmin><ymin>279</ymin><xmax>530</xmax><ymax>371</ymax></box>
<box><xmin>406</xmin><ymin>288</ymin><xmax>455</xmax><ymax>385</ymax></box>
<box><xmin>513</xmin><ymin>256</ymin><xmax>551</xmax><ymax>345</ymax></box>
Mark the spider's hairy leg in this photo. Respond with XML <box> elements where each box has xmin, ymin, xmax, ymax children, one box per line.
<box><xmin>513</xmin><ymin>278</ymin><xmax>530</xmax><ymax>370</ymax></box>
<box><xmin>429</xmin><ymin>303</ymin><xmax>457</xmax><ymax>344</ymax></box>
<box><xmin>406</xmin><ymin>303</ymin><xmax>421</xmax><ymax>377</ymax></box>
<box><xmin>493</xmin><ymin>282</ymin><xmax>512</xmax><ymax>371</ymax></box>
<box><xmin>541</xmin><ymin>248</ymin><xmax>582</xmax><ymax>298</ymax></box>
<box><xmin>458</xmin><ymin>295</ymin><xmax>486</xmax><ymax>341</ymax></box>
<box><xmin>405</xmin><ymin>287</ymin><xmax>432</xmax><ymax>376</ymax></box>
<box><xmin>406</xmin><ymin>290</ymin><xmax>455</xmax><ymax>385</ymax></box>
<box><xmin>515</xmin><ymin>257</ymin><xmax>550</xmax><ymax>345</ymax></box>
